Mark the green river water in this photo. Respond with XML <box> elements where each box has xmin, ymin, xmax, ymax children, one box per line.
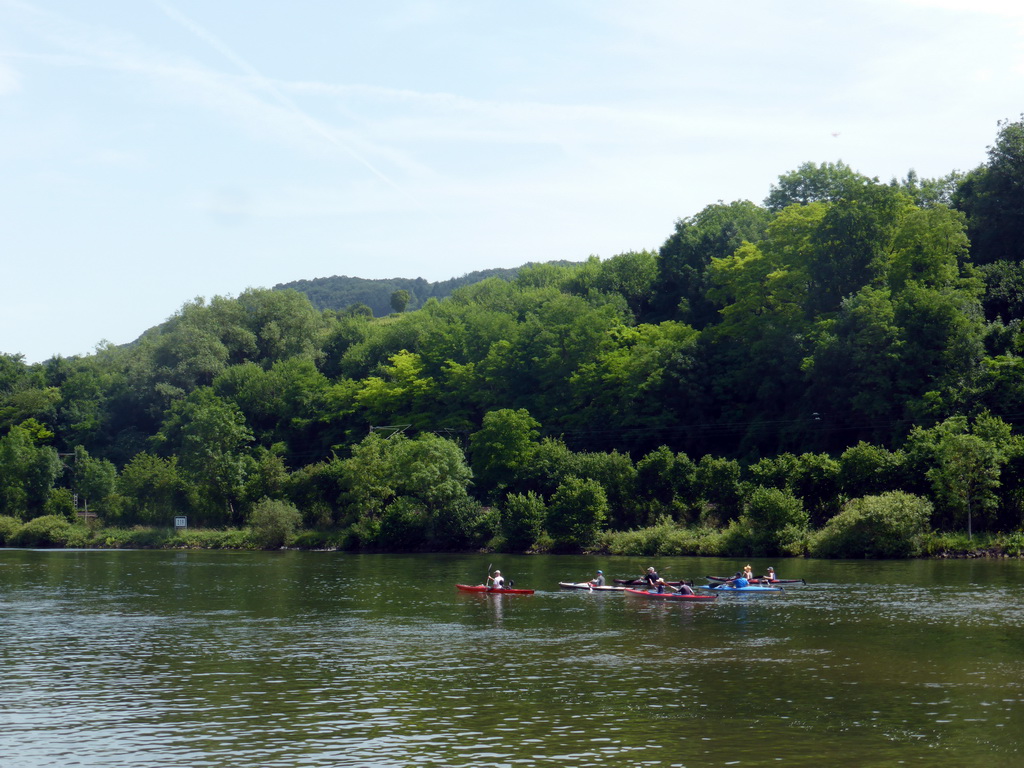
<box><xmin>1</xmin><ymin>550</ymin><xmax>1021</xmax><ymax>767</ymax></box>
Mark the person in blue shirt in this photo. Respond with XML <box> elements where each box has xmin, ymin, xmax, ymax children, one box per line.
<box><xmin>729</xmin><ymin>571</ymin><xmax>749</xmax><ymax>589</ymax></box>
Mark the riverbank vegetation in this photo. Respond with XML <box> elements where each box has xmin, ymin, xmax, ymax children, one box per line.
<box><xmin>5</xmin><ymin>117</ymin><xmax>1024</xmax><ymax>558</ymax></box>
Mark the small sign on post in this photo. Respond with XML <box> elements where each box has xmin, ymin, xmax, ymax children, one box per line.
<box><xmin>174</xmin><ymin>516</ymin><xmax>188</xmax><ymax>530</ymax></box>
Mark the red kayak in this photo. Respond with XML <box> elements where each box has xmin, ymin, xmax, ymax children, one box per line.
<box><xmin>625</xmin><ymin>588</ymin><xmax>717</xmax><ymax>602</ymax></box>
<box><xmin>456</xmin><ymin>584</ymin><xmax>535</xmax><ymax>595</ymax></box>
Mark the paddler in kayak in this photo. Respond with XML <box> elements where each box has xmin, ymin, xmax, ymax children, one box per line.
<box><xmin>644</xmin><ymin>566</ymin><xmax>669</xmax><ymax>593</ymax></box>
<box><xmin>742</xmin><ymin>564</ymin><xmax>754</xmax><ymax>581</ymax></box>
<box><xmin>730</xmin><ymin>571</ymin><xmax>749</xmax><ymax>589</ymax></box>
<box><xmin>487</xmin><ymin>570</ymin><xmax>505</xmax><ymax>589</ymax></box>
<box><xmin>589</xmin><ymin>570</ymin><xmax>606</xmax><ymax>587</ymax></box>
<box><xmin>764</xmin><ymin>567</ymin><xmax>777</xmax><ymax>582</ymax></box>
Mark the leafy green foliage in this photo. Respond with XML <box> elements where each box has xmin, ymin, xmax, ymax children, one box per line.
<box><xmin>498</xmin><ymin>491</ymin><xmax>545</xmax><ymax>552</ymax></box>
<box><xmin>0</xmin><ymin>515</ymin><xmax>20</xmax><ymax>544</ymax></box>
<box><xmin>764</xmin><ymin>160</ymin><xmax>875</xmax><ymax>211</ymax></box>
<box><xmin>954</xmin><ymin>115</ymin><xmax>1024</xmax><ymax>265</ymax></box>
<box><xmin>10</xmin><ymin>514</ymin><xmax>88</xmax><ymax>548</ymax></box>
<box><xmin>0</xmin><ymin>424</ymin><xmax>63</xmax><ymax>519</ymax></box>
<box><xmin>247</xmin><ymin>497</ymin><xmax>303</xmax><ymax>549</ymax></box>
<box><xmin>546</xmin><ymin>476</ymin><xmax>608</xmax><ymax>552</ymax></box>
<box><xmin>810</xmin><ymin>491</ymin><xmax>932</xmax><ymax>558</ymax></box>
<box><xmin>9</xmin><ymin>121</ymin><xmax>1024</xmax><ymax>556</ymax></box>
<box><xmin>736</xmin><ymin>486</ymin><xmax>809</xmax><ymax>557</ymax></box>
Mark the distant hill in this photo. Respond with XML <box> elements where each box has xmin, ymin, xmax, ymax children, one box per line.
<box><xmin>273</xmin><ymin>262</ymin><xmax>579</xmax><ymax>317</ymax></box>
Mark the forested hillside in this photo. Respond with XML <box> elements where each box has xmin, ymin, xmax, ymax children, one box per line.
<box><xmin>5</xmin><ymin>117</ymin><xmax>1024</xmax><ymax>557</ymax></box>
<box><xmin>273</xmin><ymin>263</ymin><xmax>580</xmax><ymax>318</ymax></box>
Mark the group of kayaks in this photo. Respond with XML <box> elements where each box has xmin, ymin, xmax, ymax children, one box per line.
<box><xmin>456</xmin><ymin>572</ymin><xmax>806</xmax><ymax>601</ymax></box>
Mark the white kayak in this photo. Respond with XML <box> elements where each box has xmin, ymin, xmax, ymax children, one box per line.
<box><xmin>558</xmin><ymin>581</ymin><xmax>627</xmax><ymax>592</ymax></box>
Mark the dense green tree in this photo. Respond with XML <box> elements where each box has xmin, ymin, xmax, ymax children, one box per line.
<box><xmin>837</xmin><ymin>442</ymin><xmax>906</xmax><ymax>499</ymax></box>
<box><xmin>764</xmin><ymin>160</ymin><xmax>874</xmax><ymax>211</ymax></box>
<box><xmin>0</xmin><ymin>424</ymin><xmax>63</xmax><ymax>519</ymax></box>
<box><xmin>568</xmin><ymin>320</ymin><xmax>702</xmax><ymax>452</ymax></box>
<box><xmin>498</xmin><ymin>491</ymin><xmax>546</xmax><ymax>552</ymax></box>
<box><xmin>45</xmin><ymin>487</ymin><xmax>77</xmax><ymax>521</ymax></box>
<box><xmin>518</xmin><ymin>437</ymin><xmax>578</xmax><ymax>498</ymax></box>
<box><xmin>0</xmin><ymin>386</ymin><xmax>61</xmax><ymax>435</ymax></box>
<box><xmin>695</xmin><ymin>455</ymin><xmax>743</xmax><ymax>524</ymax></box>
<box><xmin>71</xmin><ymin>445</ymin><xmax>117</xmax><ymax>513</ymax></box>
<box><xmin>593</xmin><ymin>250</ymin><xmax>659</xmax><ymax>321</ymax></box>
<box><xmin>339</xmin><ymin>432</ymin><xmax>478</xmax><ymax>549</ymax></box>
<box><xmin>546</xmin><ymin>476</ymin><xmax>607</xmax><ymax>552</ymax></box>
<box><xmin>354</xmin><ymin>350</ymin><xmax>442</xmax><ymax>432</ymax></box>
<box><xmin>0</xmin><ymin>353</ymin><xmax>33</xmax><ymax>393</ymax></box>
<box><xmin>928</xmin><ymin>433</ymin><xmax>1002</xmax><ymax>539</ymax></box>
<box><xmin>571</xmin><ymin>450</ymin><xmax>637</xmax><ymax>530</ymax></box>
<box><xmin>653</xmin><ymin>200</ymin><xmax>771</xmax><ymax>327</ymax></box>
<box><xmin>469</xmin><ymin>408</ymin><xmax>541</xmax><ymax>500</ymax></box>
<box><xmin>241</xmin><ymin>449</ymin><xmax>291</xmax><ymax>514</ymax></box>
<box><xmin>803</xmin><ymin>184</ymin><xmax>906</xmax><ymax>316</ymax></box>
<box><xmin>286</xmin><ymin>456</ymin><xmax>346</xmax><ymax>527</ymax></box>
<box><xmin>390</xmin><ymin>289</ymin><xmax>411</xmax><ymax>314</ymax></box>
<box><xmin>893</xmin><ymin>169</ymin><xmax>962</xmax><ymax>209</ymax></box>
<box><xmin>978</xmin><ymin>260</ymin><xmax>1024</xmax><ymax>323</ymax></box>
<box><xmin>115</xmin><ymin>452</ymin><xmax>189</xmax><ymax>526</ymax></box>
<box><xmin>953</xmin><ymin>116</ymin><xmax>1024</xmax><ymax>266</ymax></box>
<box><xmin>894</xmin><ymin>281</ymin><xmax>987</xmax><ymax>423</ymax></box>
<box><xmin>904</xmin><ymin>414</ymin><xmax>1015</xmax><ymax>533</ymax></box>
<box><xmin>214</xmin><ymin>357</ymin><xmax>332</xmax><ymax>452</ymax></box>
<box><xmin>154</xmin><ymin>388</ymin><xmax>255</xmax><ymax>524</ymax></box>
<box><xmin>738</xmin><ymin>485</ymin><xmax>808</xmax><ymax>556</ymax></box>
<box><xmin>634</xmin><ymin>446</ymin><xmax>682</xmax><ymax>523</ymax></box>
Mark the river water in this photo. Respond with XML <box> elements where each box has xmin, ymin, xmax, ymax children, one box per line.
<box><xmin>1</xmin><ymin>550</ymin><xmax>1021</xmax><ymax>767</ymax></box>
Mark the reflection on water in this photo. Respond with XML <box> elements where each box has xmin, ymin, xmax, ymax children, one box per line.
<box><xmin>1</xmin><ymin>550</ymin><xmax>1022</xmax><ymax>767</ymax></box>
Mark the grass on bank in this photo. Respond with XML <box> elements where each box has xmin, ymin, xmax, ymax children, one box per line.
<box><xmin>1</xmin><ymin>512</ymin><xmax>1022</xmax><ymax>558</ymax></box>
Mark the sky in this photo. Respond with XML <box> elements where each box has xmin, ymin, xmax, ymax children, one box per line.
<box><xmin>2</xmin><ymin>0</ymin><xmax>1023</xmax><ymax>364</ymax></box>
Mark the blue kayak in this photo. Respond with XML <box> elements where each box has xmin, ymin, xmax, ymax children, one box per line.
<box><xmin>699</xmin><ymin>584</ymin><xmax>783</xmax><ymax>592</ymax></box>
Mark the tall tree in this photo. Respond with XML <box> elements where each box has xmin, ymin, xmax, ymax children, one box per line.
<box><xmin>764</xmin><ymin>160</ymin><xmax>873</xmax><ymax>211</ymax></box>
<box><xmin>390</xmin><ymin>289</ymin><xmax>411</xmax><ymax>314</ymax></box>
<box><xmin>0</xmin><ymin>424</ymin><xmax>63</xmax><ymax>519</ymax></box>
<box><xmin>469</xmin><ymin>408</ymin><xmax>541</xmax><ymax>501</ymax></box>
<box><xmin>155</xmin><ymin>388</ymin><xmax>255</xmax><ymax>524</ymax></box>
<box><xmin>954</xmin><ymin>116</ymin><xmax>1024</xmax><ymax>266</ymax></box>
<box><xmin>546</xmin><ymin>476</ymin><xmax>607</xmax><ymax>552</ymax></box>
<box><xmin>653</xmin><ymin>200</ymin><xmax>771</xmax><ymax>327</ymax></box>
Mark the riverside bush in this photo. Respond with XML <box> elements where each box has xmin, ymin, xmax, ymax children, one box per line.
<box><xmin>0</xmin><ymin>515</ymin><xmax>20</xmax><ymax>544</ymax></box>
<box><xmin>598</xmin><ymin>519</ymin><xmax>724</xmax><ymax>556</ymax></box>
<box><xmin>100</xmin><ymin>527</ymin><xmax>172</xmax><ymax>548</ymax></box>
<box><xmin>999</xmin><ymin>531</ymin><xmax>1024</xmax><ymax>556</ymax></box>
<box><xmin>248</xmin><ymin>498</ymin><xmax>303</xmax><ymax>549</ymax></box>
<box><xmin>291</xmin><ymin>530</ymin><xmax>348</xmax><ymax>550</ymax></box>
<box><xmin>168</xmin><ymin>528</ymin><xmax>251</xmax><ymax>549</ymax></box>
<box><xmin>10</xmin><ymin>515</ymin><xmax>87</xmax><ymax>548</ymax></box>
<box><xmin>809</xmin><ymin>491</ymin><xmax>931</xmax><ymax>558</ymax></box>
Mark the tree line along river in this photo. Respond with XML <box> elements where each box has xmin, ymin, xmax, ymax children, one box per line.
<box><xmin>1</xmin><ymin>549</ymin><xmax>1021</xmax><ymax>767</ymax></box>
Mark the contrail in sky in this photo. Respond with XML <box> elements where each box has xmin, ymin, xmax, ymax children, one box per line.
<box><xmin>154</xmin><ymin>0</ymin><xmax>409</xmax><ymax>196</ymax></box>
